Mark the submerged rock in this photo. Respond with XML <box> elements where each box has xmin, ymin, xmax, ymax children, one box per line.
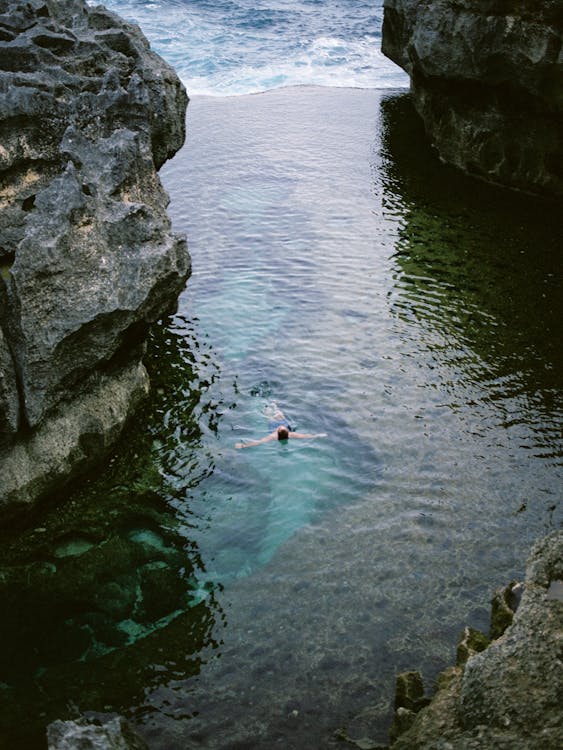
<box><xmin>47</xmin><ymin>716</ymin><xmax>148</xmax><ymax>750</ymax></box>
<box><xmin>389</xmin><ymin>530</ymin><xmax>563</xmax><ymax>749</ymax></box>
<box><xmin>382</xmin><ymin>0</ymin><xmax>563</xmax><ymax>197</ymax></box>
<box><xmin>0</xmin><ymin>0</ymin><xmax>190</xmax><ymax>518</ymax></box>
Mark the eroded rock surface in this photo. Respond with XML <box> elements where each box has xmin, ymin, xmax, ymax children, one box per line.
<box><xmin>47</xmin><ymin>716</ymin><xmax>149</xmax><ymax>750</ymax></box>
<box><xmin>0</xmin><ymin>0</ymin><xmax>190</xmax><ymax>517</ymax></box>
<box><xmin>389</xmin><ymin>530</ymin><xmax>563</xmax><ymax>749</ymax></box>
<box><xmin>382</xmin><ymin>0</ymin><xmax>563</xmax><ymax>197</ymax></box>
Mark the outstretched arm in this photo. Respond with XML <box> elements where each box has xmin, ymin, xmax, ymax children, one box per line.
<box><xmin>235</xmin><ymin>432</ymin><xmax>277</xmax><ymax>449</ymax></box>
<box><xmin>289</xmin><ymin>432</ymin><xmax>327</xmax><ymax>440</ymax></box>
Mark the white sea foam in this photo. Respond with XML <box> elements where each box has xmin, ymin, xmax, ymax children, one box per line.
<box><xmin>102</xmin><ymin>0</ymin><xmax>409</xmax><ymax>95</ymax></box>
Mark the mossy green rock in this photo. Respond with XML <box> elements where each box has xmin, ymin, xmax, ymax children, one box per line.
<box><xmin>456</xmin><ymin>626</ymin><xmax>490</xmax><ymax>667</ymax></box>
<box><xmin>394</xmin><ymin>671</ymin><xmax>426</xmax><ymax>711</ymax></box>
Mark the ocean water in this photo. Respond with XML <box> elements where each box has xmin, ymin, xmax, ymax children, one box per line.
<box><xmin>102</xmin><ymin>0</ymin><xmax>408</xmax><ymax>93</ymax></box>
<box><xmin>0</xmin><ymin>3</ymin><xmax>562</xmax><ymax>749</ymax></box>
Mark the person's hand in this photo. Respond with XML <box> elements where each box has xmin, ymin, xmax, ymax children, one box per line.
<box><xmin>235</xmin><ymin>442</ymin><xmax>244</xmax><ymax>449</ymax></box>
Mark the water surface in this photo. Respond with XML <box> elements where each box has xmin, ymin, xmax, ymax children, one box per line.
<box><xmin>0</xmin><ymin>88</ymin><xmax>561</xmax><ymax>748</ymax></box>
<box><xmin>103</xmin><ymin>0</ymin><xmax>408</xmax><ymax>93</ymax></box>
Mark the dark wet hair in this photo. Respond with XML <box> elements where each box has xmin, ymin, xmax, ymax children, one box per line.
<box><xmin>277</xmin><ymin>425</ymin><xmax>289</xmax><ymax>441</ymax></box>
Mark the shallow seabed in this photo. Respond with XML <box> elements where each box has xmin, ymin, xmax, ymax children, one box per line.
<box><xmin>0</xmin><ymin>87</ymin><xmax>561</xmax><ymax>749</ymax></box>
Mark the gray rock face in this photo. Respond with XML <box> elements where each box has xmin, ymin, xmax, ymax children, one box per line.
<box><xmin>47</xmin><ymin>715</ymin><xmax>149</xmax><ymax>750</ymax></box>
<box><xmin>459</xmin><ymin>531</ymin><xmax>563</xmax><ymax>747</ymax></box>
<box><xmin>0</xmin><ymin>0</ymin><xmax>190</xmax><ymax>518</ymax></box>
<box><xmin>390</xmin><ymin>530</ymin><xmax>563</xmax><ymax>749</ymax></box>
<box><xmin>2</xmin><ymin>361</ymin><xmax>149</xmax><ymax>516</ymax></box>
<box><xmin>382</xmin><ymin>0</ymin><xmax>563</xmax><ymax>197</ymax></box>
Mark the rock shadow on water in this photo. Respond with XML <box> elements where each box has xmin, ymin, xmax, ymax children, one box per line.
<box><xmin>379</xmin><ymin>92</ymin><xmax>563</xmax><ymax>460</ymax></box>
<box><xmin>0</xmin><ymin>319</ymin><xmax>226</xmax><ymax>749</ymax></box>
<box><xmin>0</xmin><ymin>484</ymin><xmax>222</xmax><ymax>748</ymax></box>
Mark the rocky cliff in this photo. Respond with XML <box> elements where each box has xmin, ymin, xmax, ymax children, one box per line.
<box><xmin>388</xmin><ymin>530</ymin><xmax>563</xmax><ymax>749</ymax></box>
<box><xmin>0</xmin><ymin>0</ymin><xmax>190</xmax><ymax>519</ymax></box>
<box><xmin>382</xmin><ymin>0</ymin><xmax>563</xmax><ymax>197</ymax></box>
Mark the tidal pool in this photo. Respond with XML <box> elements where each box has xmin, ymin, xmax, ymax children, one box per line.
<box><xmin>0</xmin><ymin>88</ymin><xmax>560</xmax><ymax>748</ymax></box>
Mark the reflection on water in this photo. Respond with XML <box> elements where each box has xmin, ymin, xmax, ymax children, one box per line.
<box><xmin>0</xmin><ymin>321</ymin><xmax>224</xmax><ymax>747</ymax></box>
<box><xmin>381</xmin><ymin>95</ymin><xmax>563</xmax><ymax>463</ymax></box>
<box><xmin>0</xmin><ymin>88</ymin><xmax>561</xmax><ymax>749</ymax></box>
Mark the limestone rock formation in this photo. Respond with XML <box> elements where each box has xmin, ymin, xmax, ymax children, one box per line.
<box><xmin>382</xmin><ymin>0</ymin><xmax>563</xmax><ymax>197</ymax></box>
<box><xmin>389</xmin><ymin>530</ymin><xmax>563</xmax><ymax>749</ymax></box>
<box><xmin>0</xmin><ymin>0</ymin><xmax>190</xmax><ymax>518</ymax></box>
<box><xmin>47</xmin><ymin>716</ymin><xmax>149</xmax><ymax>750</ymax></box>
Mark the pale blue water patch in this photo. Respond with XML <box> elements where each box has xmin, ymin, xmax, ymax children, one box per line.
<box><xmin>101</xmin><ymin>0</ymin><xmax>408</xmax><ymax>93</ymax></box>
<box><xmin>139</xmin><ymin>273</ymin><xmax>380</xmax><ymax>587</ymax></box>
<box><xmin>163</xmin><ymin>308</ymin><xmax>378</xmax><ymax>583</ymax></box>
<box><xmin>182</xmin><ymin>441</ymin><xmax>342</xmax><ymax>580</ymax></box>
<box><xmin>190</xmin><ymin>181</ymin><xmax>296</xmax><ymax>360</ymax></box>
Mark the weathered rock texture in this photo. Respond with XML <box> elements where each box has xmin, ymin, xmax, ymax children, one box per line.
<box><xmin>47</xmin><ymin>715</ymin><xmax>149</xmax><ymax>750</ymax></box>
<box><xmin>389</xmin><ymin>530</ymin><xmax>563</xmax><ymax>749</ymax></box>
<box><xmin>0</xmin><ymin>0</ymin><xmax>190</xmax><ymax>518</ymax></box>
<box><xmin>382</xmin><ymin>1</ymin><xmax>563</xmax><ymax>197</ymax></box>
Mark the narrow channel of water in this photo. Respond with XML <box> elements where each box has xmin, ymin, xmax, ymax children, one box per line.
<box><xmin>0</xmin><ymin>88</ymin><xmax>560</xmax><ymax>748</ymax></box>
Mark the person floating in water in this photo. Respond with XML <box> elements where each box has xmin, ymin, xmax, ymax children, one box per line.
<box><xmin>235</xmin><ymin>404</ymin><xmax>327</xmax><ymax>449</ymax></box>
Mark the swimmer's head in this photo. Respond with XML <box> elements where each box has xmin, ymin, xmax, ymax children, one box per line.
<box><xmin>277</xmin><ymin>425</ymin><xmax>289</xmax><ymax>441</ymax></box>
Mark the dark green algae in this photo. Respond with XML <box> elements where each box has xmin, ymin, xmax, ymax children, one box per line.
<box><xmin>381</xmin><ymin>94</ymin><xmax>563</xmax><ymax>382</ymax></box>
<box><xmin>0</xmin><ymin>318</ymin><xmax>225</xmax><ymax>748</ymax></box>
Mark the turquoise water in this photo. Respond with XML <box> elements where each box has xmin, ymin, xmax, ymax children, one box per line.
<box><xmin>0</xmin><ymin>88</ymin><xmax>561</xmax><ymax>748</ymax></box>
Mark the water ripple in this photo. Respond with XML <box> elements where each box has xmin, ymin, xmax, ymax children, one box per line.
<box><xmin>2</xmin><ymin>88</ymin><xmax>561</xmax><ymax>748</ymax></box>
